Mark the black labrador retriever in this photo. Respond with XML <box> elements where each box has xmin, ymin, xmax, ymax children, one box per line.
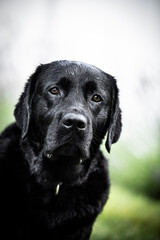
<box><xmin>0</xmin><ymin>60</ymin><xmax>122</xmax><ymax>239</ymax></box>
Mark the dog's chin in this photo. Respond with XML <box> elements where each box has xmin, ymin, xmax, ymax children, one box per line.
<box><xmin>40</xmin><ymin>143</ymin><xmax>90</xmax><ymax>189</ymax></box>
<box><xmin>40</xmin><ymin>161</ymin><xmax>85</xmax><ymax>190</ymax></box>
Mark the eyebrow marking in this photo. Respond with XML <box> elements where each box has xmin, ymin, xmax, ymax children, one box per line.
<box><xmin>57</xmin><ymin>77</ymin><xmax>72</xmax><ymax>92</ymax></box>
<box><xmin>83</xmin><ymin>81</ymin><xmax>97</xmax><ymax>94</ymax></box>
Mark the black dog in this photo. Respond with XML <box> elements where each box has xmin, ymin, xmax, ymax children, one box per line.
<box><xmin>0</xmin><ymin>60</ymin><xmax>121</xmax><ymax>239</ymax></box>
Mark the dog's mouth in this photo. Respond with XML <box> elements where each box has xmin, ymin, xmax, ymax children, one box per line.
<box><xmin>44</xmin><ymin>143</ymin><xmax>89</xmax><ymax>165</ymax></box>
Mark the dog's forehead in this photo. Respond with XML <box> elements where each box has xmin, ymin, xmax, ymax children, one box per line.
<box><xmin>38</xmin><ymin>61</ymin><xmax>107</xmax><ymax>89</ymax></box>
<box><xmin>51</xmin><ymin>60</ymin><xmax>102</xmax><ymax>74</ymax></box>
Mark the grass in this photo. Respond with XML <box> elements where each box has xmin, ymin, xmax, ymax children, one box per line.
<box><xmin>91</xmin><ymin>184</ymin><xmax>160</xmax><ymax>240</ymax></box>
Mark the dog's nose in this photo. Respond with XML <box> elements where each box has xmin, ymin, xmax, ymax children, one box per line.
<box><xmin>62</xmin><ymin>113</ymin><xmax>87</xmax><ymax>130</ymax></box>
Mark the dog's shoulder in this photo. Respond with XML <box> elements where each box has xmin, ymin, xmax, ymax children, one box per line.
<box><xmin>72</xmin><ymin>151</ymin><xmax>110</xmax><ymax>215</ymax></box>
<box><xmin>0</xmin><ymin>122</ymin><xmax>20</xmax><ymax>138</ymax></box>
<box><xmin>0</xmin><ymin>123</ymin><xmax>28</xmax><ymax>199</ymax></box>
<box><xmin>0</xmin><ymin>122</ymin><xmax>22</xmax><ymax>163</ymax></box>
<box><xmin>88</xmin><ymin>150</ymin><xmax>110</xmax><ymax>199</ymax></box>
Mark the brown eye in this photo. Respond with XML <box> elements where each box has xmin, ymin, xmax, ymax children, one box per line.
<box><xmin>92</xmin><ymin>94</ymin><xmax>102</xmax><ymax>102</ymax></box>
<box><xmin>49</xmin><ymin>87</ymin><xmax>59</xmax><ymax>95</ymax></box>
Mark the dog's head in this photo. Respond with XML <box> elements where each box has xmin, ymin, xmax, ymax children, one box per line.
<box><xmin>14</xmin><ymin>60</ymin><xmax>122</xmax><ymax>187</ymax></box>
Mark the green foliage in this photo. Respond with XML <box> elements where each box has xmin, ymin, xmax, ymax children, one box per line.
<box><xmin>105</xmin><ymin>143</ymin><xmax>160</xmax><ymax>200</ymax></box>
<box><xmin>91</xmin><ymin>185</ymin><xmax>160</xmax><ymax>240</ymax></box>
<box><xmin>0</xmin><ymin>98</ymin><xmax>15</xmax><ymax>132</ymax></box>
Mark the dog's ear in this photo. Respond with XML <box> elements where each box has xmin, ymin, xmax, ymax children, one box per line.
<box><xmin>14</xmin><ymin>65</ymin><xmax>43</xmax><ymax>140</ymax></box>
<box><xmin>105</xmin><ymin>75</ymin><xmax>122</xmax><ymax>153</ymax></box>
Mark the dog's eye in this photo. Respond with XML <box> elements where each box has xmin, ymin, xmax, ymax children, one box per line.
<box><xmin>92</xmin><ymin>94</ymin><xmax>103</xmax><ymax>102</ymax></box>
<box><xmin>49</xmin><ymin>87</ymin><xmax>59</xmax><ymax>95</ymax></box>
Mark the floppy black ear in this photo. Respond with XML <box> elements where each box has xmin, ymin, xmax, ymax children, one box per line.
<box><xmin>14</xmin><ymin>65</ymin><xmax>42</xmax><ymax>139</ymax></box>
<box><xmin>105</xmin><ymin>76</ymin><xmax>122</xmax><ymax>153</ymax></box>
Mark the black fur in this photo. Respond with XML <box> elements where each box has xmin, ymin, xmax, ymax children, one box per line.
<box><xmin>0</xmin><ymin>60</ymin><xmax>122</xmax><ymax>239</ymax></box>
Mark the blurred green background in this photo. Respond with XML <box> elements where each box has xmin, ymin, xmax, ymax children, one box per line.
<box><xmin>0</xmin><ymin>0</ymin><xmax>160</xmax><ymax>239</ymax></box>
<box><xmin>91</xmin><ymin>144</ymin><xmax>160</xmax><ymax>240</ymax></box>
<box><xmin>0</xmin><ymin>97</ymin><xmax>160</xmax><ymax>240</ymax></box>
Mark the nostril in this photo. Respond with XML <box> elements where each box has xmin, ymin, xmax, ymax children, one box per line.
<box><xmin>62</xmin><ymin>119</ymin><xmax>73</xmax><ymax>128</ymax></box>
<box><xmin>77</xmin><ymin>119</ymin><xmax>87</xmax><ymax>130</ymax></box>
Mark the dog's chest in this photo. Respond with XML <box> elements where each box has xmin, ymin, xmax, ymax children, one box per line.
<box><xmin>29</xmin><ymin>185</ymin><xmax>96</xmax><ymax>229</ymax></box>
